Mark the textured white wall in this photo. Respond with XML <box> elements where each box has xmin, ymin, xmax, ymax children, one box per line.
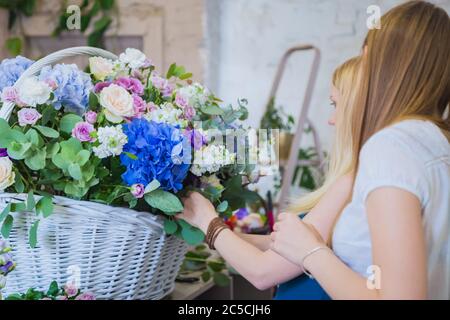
<box><xmin>205</xmin><ymin>0</ymin><xmax>450</xmax><ymax>150</ymax></box>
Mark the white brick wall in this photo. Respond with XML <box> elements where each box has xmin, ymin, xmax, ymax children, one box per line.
<box><xmin>205</xmin><ymin>0</ymin><xmax>450</xmax><ymax>149</ymax></box>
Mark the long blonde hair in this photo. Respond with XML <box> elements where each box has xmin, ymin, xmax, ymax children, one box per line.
<box><xmin>289</xmin><ymin>57</ymin><xmax>361</xmax><ymax>213</ymax></box>
<box><xmin>352</xmin><ymin>0</ymin><xmax>450</xmax><ymax>166</ymax></box>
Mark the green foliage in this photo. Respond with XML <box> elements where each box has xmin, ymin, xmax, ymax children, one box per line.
<box><xmin>179</xmin><ymin>245</ymin><xmax>230</xmax><ymax>287</ymax></box>
<box><xmin>5</xmin><ymin>280</ymin><xmax>91</xmax><ymax>300</ymax></box>
<box><xmin>144</xmin><ymin>190</ymin><xmax>183</xmax><ymax>214</ymax></box>
<box><xmin>260</xmin><ymin>97</ymin><xmax>295</xmax><ymax>132</ymax></box>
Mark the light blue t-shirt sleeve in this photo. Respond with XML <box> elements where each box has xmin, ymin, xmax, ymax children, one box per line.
<box><xmin>357</xmin><ymin>129</ymin><xmax>429</xmax><ymax>207</ymax></box>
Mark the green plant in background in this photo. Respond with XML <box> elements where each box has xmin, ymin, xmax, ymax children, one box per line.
<box><xmin>179</xmin><ymin>244</ymin><xmax>230</xmax><ymax>287</ymax></box>
<box><xmin>260</xmin><ymin>97</ymin><xmax>295</xmax><ymax>132</ymax></box>
<box><xmin>53</xmin><ymin>0</ymin><xmax>117</xmax><ymax>48</ymax></box>
<box><xmin>0</xmin><ymin>0</ymin><xmax>37</xmax><ymax>55</ymax></box>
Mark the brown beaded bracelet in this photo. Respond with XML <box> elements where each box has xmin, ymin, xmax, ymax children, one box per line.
<box><xmin>205</xmin><ymin>217</ymin><xmax>229</xmax><ymax>250</ymax></box>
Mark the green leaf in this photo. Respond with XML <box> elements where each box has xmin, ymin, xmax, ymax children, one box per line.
<box><xmin>41</xmin><ymin>105</ymin><xmax>57</xmax><ymax>126</ymax></box>
<box><xmin>36</xmin><ymin>197</ymin><xmax>53</xmax><ymax>218</ymax></box>
<box><xmin>14</xmin><ymin>172</ymin><xmax>25</xmax><ymax>193</ymax></box>
<box><xmin>1</xmin><ymin>215</ymin><xmax>13</xmax><ymax>238</ymax></box>
<box><xmin>5</xmin><ymin>37</ymin><xmax>22</xmax><ymax>56</ymax></box>
<box><xmin>75</xmin><ymin>150</ymin><xmax>90</xmax><ymax>166</ymax></box>
<box><xmin>181</xmin><ymin>224</ymin><xmax>205</xmax><ymax>246</ymax></box>
<box><xmin>216</xmin><ymin>201</ymin><xmax>228</xmax><ymax>213</ymax></box>
<box><xmin>200</xmin><ymin>104</ymin><xmax>224</xmax><ymax>116</ymax></box>
<box><xmin>201</xmin><ymin>271</ymin><xmax>211</xmax><ymax>282</ymax></box>
<box><xmin>123</xmin><ymin>152</ymin><xmax>137</xmax><ymax>160</ymax></box>
<box><xmin>0</xmin><ymin>204</ymin><xmax>11</xmax><ymax>222</ymax></box>
<box><xmin>144</xmin><ymin>190</ymin><xmax>183</xmax><ymax>214</ymax></box>
<box><xmin>27</xmin><ymin>191</ymin><xmax>36</xmax><ymax>211</ymax></box>
<box><xmin>213</xmin><ymin>272</ymin><xmax>230</xmax><ymax>287</ymax></box>
<box><xmin>60</xmin><ymin>114</ymin><xmax>83</xmax><ymax>134</ymax></box>
<box><xmin>179</xmin><ymin>73</ymin><xmax>193</xmax><ymax>80</ymax></box>
<box><xmin>25</xmin><ymin>148</ymin><xmax>47</xmax><ymax>170</ymax></box>
<box><xmin>33</xmin><ymin>125</ymin><xmax>59</xmax><ymax>138</ymax></box>
<box><xmin>166</xmin><ymin>63</ymin><xmax>177</xmax><ymax>79</ymax></box>
<box><xmin>207</xmin><ymin>261</ymin><xmax>224</xmax><ymax>272</ymax></box>
<box><xmin>10</xmin><ymin>202</ymin><xmax>26</xmax><ymax>212</ymax></box>
<box><xmin>144</xmin><ymin>179</ymin><xmax>160</xmax><ymax>194</ymax></box>
<box><xmin>68</xmin><ymin>163</ymin><xmax>82</xmax><ymax>180</ymax></box>
<box><xmin>46</xmin><ymin>281</ymin><xmax>59</xmax><ymax>297</ymax></box>
<box><xmin>29</xmin><ymin>220</ymin><xmax>40</xmax><ymax>248</ymax></box>
<box><xmin>89</xmin><ymin>92</ymin><xmax>98</xmax><ymax>107</ymax></box>
<box><xmin>164</xmin><ymin>219</ymin><xmax>178</xmax><ymax>235</ymax></box>
<box><xmin>99</xmin><ymin>0</ymin><xmax>115</xmax><ymax>10</ymax></box>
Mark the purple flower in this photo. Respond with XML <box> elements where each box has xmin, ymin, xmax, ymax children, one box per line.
<box><xmin>114</xmin><ymin>77</ymin><xmax>144</xmax><ymax>96</ymax></box>
<box><xmin>1</xmin><ymin>86</ymin><xmax>19</xmax><ymax>104</ymax></box>
<box><xmin>132</xmin><ymin>95</ymin><xmax>146</xmax><ymax>118</ymax></box>
<box><xmin>17</xmin><ymin>108</ymin><xmax>42</xmax><ymax>126</ymax></box>
<box><xmin>235</xmin><ymin>208</ymin><xmax>249</xmax><ymax>220</ymax></box>
<box><xmin>71</xmin><ymin>122</ymin><xmax>95</xmax><ymax>142</ymax></box>
<box><xmin>0</xmin><ymin>149</ymin><xmax>7</xmax><ymax>157</ymax></box>
<box><xmin>75</xmin><ymin>292</ymin><xmax>96</xmax><ymax>300</ymax></box>
<box><xmin>183</xmin><ymin>105</ymin><xmax>196</xmax><ymax>120</ymax></box>
<box><xmin>175</xmin><ymin>93</ymin><xmax>189</xmax><ymax>108</ymax></box>
<box><xmin>150</xmin><ymin>74</ymin><xmax>174</xmax><ymax>97</ymax></box>
<box><xmin>85</xmin><ymin>111</ymin><xmax>97</xmax><ymax>124</ymax></box>
<box><xmin>183</xmin><ymin>128</ymin><xmax>207</xmax><ymax>150</ymax></box>
<box><xmin>130</xmin><ymin>183</ymin><xmax>145</xmax><ymax>198</ymax></box>
<box><xmin>93</xmin><ymin>81</ymin><xmax>111</xmax><ymax>93</ymax></box>
<box><xmin>64</xmin><ymin>284</ymin><xmax>78</xmax><ymax>297</ymax></box>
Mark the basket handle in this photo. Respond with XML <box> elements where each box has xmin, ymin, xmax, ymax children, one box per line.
<box><xmin>0</xmin><ymin>46</ymin><xmax>118</xmax><ymax>121</ymax></box>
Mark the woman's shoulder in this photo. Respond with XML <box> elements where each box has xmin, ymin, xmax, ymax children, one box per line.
<box><xmin>361</xmin><ymin>119</ymin><xmax>449</xmax><ymax>165</ymax></box>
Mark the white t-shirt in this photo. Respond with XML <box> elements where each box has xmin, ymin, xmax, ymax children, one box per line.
<box><xmin>332</xmin><ymin>119</ymin><xmax>450</xmax><ymax>299</ymax></box>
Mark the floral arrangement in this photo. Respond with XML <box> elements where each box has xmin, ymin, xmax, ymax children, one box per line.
<box><xmin>0</xmin><ymin>48</ymin><xmax>260</xmax><ymax>247</ymax></box>
<box><xmin>5</xmin><ymin>280</ymin><xmax>95</xmax><ymax>300</ymax></box>
<box><xmin>0</xmin><ymin>238</ymin><xmax>15</xmax><ymax>300</ymax></box>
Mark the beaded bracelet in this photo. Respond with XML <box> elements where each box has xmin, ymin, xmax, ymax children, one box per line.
<box><xmin>205</xmin><ymin>217</ymin><xmax>229</xmax><ymax>250</ymax></box>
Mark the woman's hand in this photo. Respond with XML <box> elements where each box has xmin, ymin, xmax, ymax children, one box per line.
<box><xmin>270</xmin><ymin>212</ymin><xmax>326</xmax><ymax>266</ymax></box>
<box><xmin>177</xmin><ymin>192</ymin><xmax>218</xmax><ymax>233</ymax></box>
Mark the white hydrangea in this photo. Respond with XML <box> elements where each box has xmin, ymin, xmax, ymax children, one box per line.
<box><xmin>17</xmin><ymin>76</ymin><xmax>52</xmax><ymax>107</ymax></box>
<box><xmin>190</xmin><ymin>144</ymin><xmax>236</xmax><ymax>176</ymax></box>
<box><xmin>93</xmin><ymin>125</ymin><xmax>128</xmax><ymax>159</ymax></box>
<box><xmin>144</xmin><ymin>102</ymin><xmax>187</xmax><ymax>127</ymax></box>
<box><xmin>176</xmin><ymin>82</ymin><xmax>210</xmax><ymax>107</ymax></box>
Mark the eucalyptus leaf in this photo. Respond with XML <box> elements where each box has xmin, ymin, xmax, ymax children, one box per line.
<box><xmin>164</xmin><ymin>219</ymin><xmax>178</xmax><ymax>235</ymax></box>
<box><xmin>34</xmin><ymin>125</ymin><xmax>59</xmax><ymax>138</ymax></box>
<box><xmin>144</xmin><ymin>190</ymin><xmax>183</xmax><ymax>214</ymax></box>
<box><xmin>1</xmin><ymin>215</ymin><xmax>13</xmax><ymax>238</ymax></box>
<box><xmin>60</xmin><ymin>114</ymin><xmax>83</xmax><ymax>134</ymax></box>
<box><xmin>29</xmin><ymin>220</ymin><xmax>40</xmax><ymax>248</ymax></box>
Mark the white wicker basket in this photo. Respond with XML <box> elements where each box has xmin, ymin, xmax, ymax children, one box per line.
<box><xmin>0</xmin><ymin>47</ymin><xmax>188</xmax><ymax>300</ymax></box>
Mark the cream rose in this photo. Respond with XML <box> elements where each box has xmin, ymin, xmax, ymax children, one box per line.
<box><xmin>89</xmin><ymin>57</ymin><xmax>114</xmax><ymax>81</ymax></box>
<box><xmin>0</xmin><ymin>157</ymin><xmax>15</xmax><ymax>191</ymax></box>
<box><xmin>99</xmin><ymin>84</ymin><xmax>134</xmax><ymax>123</ymax></box>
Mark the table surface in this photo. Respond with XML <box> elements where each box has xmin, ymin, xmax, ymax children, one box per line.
<box><xmin>168</xmin><ymin>272</ymin><xmax>215</xmax><ymax>300</ymax></box>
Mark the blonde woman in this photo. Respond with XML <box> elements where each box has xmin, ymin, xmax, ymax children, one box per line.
<box><xmin>177</xmin><ymin>57</ymin><xmax>361</xmax><ymax>299</ymax></box>
<box><xmin>268</xmin><ymin>1</ymin><xmax>450</xmax><ymax>300</ymax></box>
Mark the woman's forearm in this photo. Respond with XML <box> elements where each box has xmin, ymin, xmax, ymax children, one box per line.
<box><xmin>214</xmin><ymin>229</ymin><xmax>303</xmax><ymax>290</ymax></box>
<box><xmin>235</xmin><ymin>233</ymin><xmax>271</xmax><ymax>251</ymax></box>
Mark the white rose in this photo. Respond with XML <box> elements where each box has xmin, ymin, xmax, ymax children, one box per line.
<box><xmin>89</xmin><ymin>56</ymin><xmax>114</xmax><ymax>81</ymax></box>
<box><xmin>0</xmin><ymin>157</ymin><xmax>15</xmax><ymax>191</ymax></box>
<box><xmin>17</xmin><ymin>77</ymin><xmax>52</xmax><ymax>107</ymax></box>
<box><xmin>119</xmin><ymin>48</ymin><xmax>147</xmax><ymax>69</ymax></box>
<box><xmin>99</xmin><ymin>84</ymin><xmax>134</xmax><ymax>123</ymax></box>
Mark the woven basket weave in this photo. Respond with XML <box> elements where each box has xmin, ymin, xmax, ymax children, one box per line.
<box><xmin>0</xmin><ymin>47</ymin><xmax>188</xmax><ymax>300</ymax></box>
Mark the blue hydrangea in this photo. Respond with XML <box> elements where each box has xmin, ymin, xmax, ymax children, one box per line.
<box><xmin>120</xmin><ymin>119</ymin><xmax>191</xmax><ymax>193</ymax></box>
<box><xmin>39</xmin><ymin>64</ymin><xmax>93</xmax><ymax>115</ymax></box>
<box><xmin>0</xmin><ymin>56</ymin><xmax>34</xmax><ymax>91</ymax></box>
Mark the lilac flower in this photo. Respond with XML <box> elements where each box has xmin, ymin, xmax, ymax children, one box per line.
<box><xmin>0</xmin><ymin>56</ymin><xmax>34</xmax><ymax>91</ymax></box>
<box><xmin>1</xmin><ymin>86</ymin><xmax>20</xmax><ymax>104</ymax></box>
<box><xmin>71</xmin><ymin>122</ymin><xmax>95</xmax><ymax>142</ymax></box>
<box><xmin>183</xmin><ymin>106</ymin><xmax>196</xmax><ymax>120</ymax></box>
<box><xmin>132</xmin><ymin>94</ymin><xmax>146</xmax><ymax>117</ymax></box>
<box><xmin>150</xmin><ymin>74</ymin><xmax>174</xmax><ymax>97</ymax></box>
<box><xmin>17</xmin><ymin>108</ymin><xmax>42</xmax><ymax>126</ymax></box>
<box><xmin>183</xmin><ymin>128</ymin><xmax>207</xmax><ymax>151</ymax></box>
<box><xmin>85</xmin><ymin>111</ymin><xmax>97</xmax><ymax>124</ymax></box>
<box><xmin>64</xmin><ymin>283</ymin><xmax>78</xmax><ymax>297</ymax></box>
<box><xmin>114</xmin><ymin>77</ymin><xmax>144</xmax><ymax>96</ymax></box>
<box><xmin>130</xmin><ymin>183</ymin><xmax>145</xmax><ymax>198</ymax></box>
<box><xmin>94</xmin><ymin>81</ymin><xmax>111</xmax><ymax>93</ymax></box>
<box><xmin>75</xmin><ymin>292</ymin><xmax>96</xmax><ymax>300</ymax></box>
<box><xmin>39</xmin><ymin>64</ymin><xmax>93</xmax><ymax>115</ymax></box>
<box><xmin>175</xmin><ymin>93</ymin><xmax>189</xmax><ymax>108</ymax></box>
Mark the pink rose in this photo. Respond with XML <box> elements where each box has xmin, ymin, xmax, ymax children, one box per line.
<box><xmin>17</xmin><ymin>108</ymin><xmax>42</xmax><ymax>126</ymax></box>
<box><xmin>131</xmin><ymin>183</ymin><xmax>145</xmax><ymax>198</ymax></box>
<box><xmin>64</xmin><ymin>284</ymin><xmax>78</xmax><ymax>298</ymax></box>
<box><xmin>132</xmin><ymin>95</ymin><xmax>146</xmax><ymax>118</ymax></box>
<box><xmin>85</xmin><ymin>111</ymin><xmax>97</xmax><ymax>124</ymax></box>
<box><xmin>147</xmin><ymin>102</ymin><xmax>157</xmax><ymax>112</ymax></box>
<box><xmin>183</xmin><ymin>105</ymin><xmax>196</xmax><ymax>120</ymax></box>
<box><xmin>114</xmin><ymin>77</ymin><xmax>144</xmax><ymax>96</ymax></box>
<box><xmin>1</xmin><ymin>86</ymin><xmax>19</xmax><ymax>103</ymax></box>
<box><xmin>71</xmin><ymin>122</ymin><xmax>95</xmax><ymax>142</ymax></box>
<box><xmin>75</xmin><ymin>292</ymin><xmax>96</xmax><ymax>300</ymax></box>
<box><xmin>175</xmin><ymin>93</ymin><xmax>189</xmax><ymax>108</ymax></box>
<box><xmin>93</xmin><ymin>81</ymin><xmax>112</xmax><ymax>93</ymax></box>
